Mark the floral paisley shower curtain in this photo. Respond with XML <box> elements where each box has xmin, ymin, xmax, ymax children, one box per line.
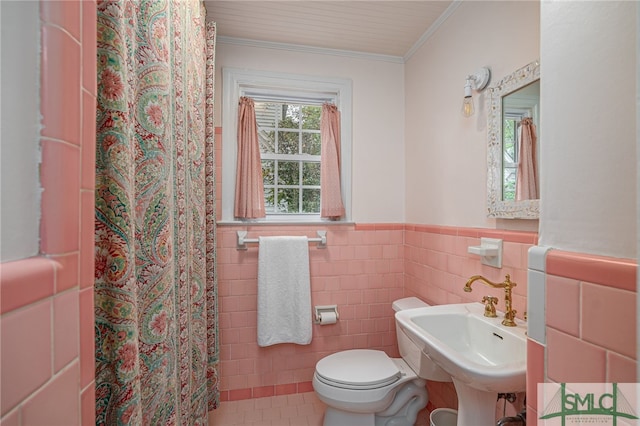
<box><xmin>95</xmin><ymin>1</ymin><xmax>218</xmax><ymax>424</ymax></box>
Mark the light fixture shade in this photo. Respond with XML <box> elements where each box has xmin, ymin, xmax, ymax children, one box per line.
<box><xmin>461</xmin><ymin>96</ymin><xmax>474</xmax><ymax>117</ymax></box>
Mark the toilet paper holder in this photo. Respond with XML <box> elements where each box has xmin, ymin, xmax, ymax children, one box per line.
<box><xmin>314</xmin><ymin>305</ymin><xmax>339</xmax><ymax>324</ymax></box>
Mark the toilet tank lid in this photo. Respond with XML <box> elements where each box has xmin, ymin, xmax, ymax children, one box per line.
<box><xmin>392</xmin><ymin>297</ymin><xmax>429</xmax><ymax>312</ymax></box>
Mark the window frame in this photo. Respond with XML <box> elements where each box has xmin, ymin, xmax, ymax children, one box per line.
<box><xmin>221</xmin><ymin>68</ymin><xmax>352</xmax><ymax>223</ymax></box>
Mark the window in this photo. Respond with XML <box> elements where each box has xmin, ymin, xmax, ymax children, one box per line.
<box><xmin>502</xmin><ymin>113</ymin><xmax>521</xmax><ymax>201</ymax></box>
<box><xmin>221</xmin><ymin>68</ymin><xmax>352</xmax><ymax>222</ymax></box>
<box><xmin>502</xmin><ymin>110</ymin><xmax>535</xmax><ymax>201</ymax></box>
<box><xmin>257</xmin><ymin>102</ymin><xmax>322</xmax><ymax>215</ymax></box>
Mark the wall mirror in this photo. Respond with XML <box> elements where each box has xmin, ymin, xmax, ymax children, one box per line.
<box><xmin>487</xmin><ymin>60</ymin><xmax>540</xmax><ymax>219</ymax></box>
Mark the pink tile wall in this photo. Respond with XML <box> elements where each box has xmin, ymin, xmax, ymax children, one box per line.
<box><xmin>526</xmin><ymin>339</ymin><xmax>545</xmax><ymax>425</ymax></box>
<box><xmin>216</xmin><ymin>221</ymin><xmax>536</xmax><ymax>402</ymax></box>
<box><xmin>526</xmin><ymin>250</ymin><xmax>637</xmax><ymax>425</ymax></box>
<box><xmin>404</xmin><ymin>224</ymin><xmax>536</xmax><ymax>413</ymax></box>
<box><xmin>545</xmin><ymin>250</ymin><xmax>637</xmax><ymax>384</ymax></box>
<box><xmin>404</xmin><ymin>225</ymin><xmax>535</xmax><ymax>319</ymax></box>
<box><xmin>217</xmin><ymin>223</ymin><xmax>406</xmax><ymax>401</ymax></box>
<box><xmin>0</xmin><ymin>1</ymin><xmax>96</xmax><ymax>424</ymax></box>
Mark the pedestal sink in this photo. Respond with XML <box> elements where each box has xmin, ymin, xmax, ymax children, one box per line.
<box><xmin>395</xmin><ymin>302</ymin><xmax>526</xmax><ymax>426</ymax></box>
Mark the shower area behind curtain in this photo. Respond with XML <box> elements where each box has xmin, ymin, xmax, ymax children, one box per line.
<box><xmin>94</xmin><ymin>1</ymin><xmax>218</xmax><ymax>424</ymax></box>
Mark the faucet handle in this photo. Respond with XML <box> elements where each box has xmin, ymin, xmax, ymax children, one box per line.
<box><xmin>481</xmin><ymin>295</ymin><xmax>498</xmax><ymax>318</ymax></box>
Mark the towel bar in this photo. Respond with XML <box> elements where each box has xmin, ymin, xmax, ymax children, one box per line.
<box><xmin>236</xmin><ymin>230</ymin><xmax>327</xmax><ymax>250</ymax></box>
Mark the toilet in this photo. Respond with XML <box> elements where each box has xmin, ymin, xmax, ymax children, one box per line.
<box><xmin>313</xmin><ymin>297</ymin><xmax>452</xmax><ymax>426</ymax></box>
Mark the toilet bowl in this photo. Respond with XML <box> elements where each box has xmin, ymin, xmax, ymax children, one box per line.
<box><xmin>313</xmin><ymin>297</ymin><xmax>452</xmax><ymax>426</ymax></box>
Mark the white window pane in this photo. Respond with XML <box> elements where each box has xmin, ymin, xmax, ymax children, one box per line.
<box><xmin>302</xmin><ymin>162</ymin><xmax>320</xmax><ymax>185</ymax></box>
<box><xmin>302</xmin><ymin>189</ymin><xmax>320</xmax><ymax>213</ymax></box>
<box><xmin>277</xmin><ymin>188</ymin><xmax>299</xmax><ymax>213</ymax></box>
<box><xmin>302</xmin><ymin>133</ymin><xmax>321</xmax><ymax>155</ymax></box>
<box><xmin>277</xmin><ymin>131</ymin><xmax>299</xmax><ymax>154</ymax></box>
<box><xmin>301</xmin><ymin>106</ymin><xmax>321</xmax><ymax>130</ymax></box>
<box><xmin>277</xmin><ymin>161</ymin><xmax>299</xmax><ymax>185</ymax></box>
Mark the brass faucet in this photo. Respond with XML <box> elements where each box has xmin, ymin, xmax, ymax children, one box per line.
<box><xmin>464</xmin><ymin>274</ymin><xmax>517</xmax><ymax>326</ymax></box>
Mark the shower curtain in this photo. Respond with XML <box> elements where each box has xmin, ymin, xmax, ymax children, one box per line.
<box><xmin>95</xmin><ymin>1</ymin><xmax>218</xmax><ymax>424</ymax></box>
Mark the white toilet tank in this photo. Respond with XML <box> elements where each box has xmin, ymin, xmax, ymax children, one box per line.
<box><xmin>393</xmin><ymin>297</ymin><xmax>452</xmax><ymax>382</ymax></box>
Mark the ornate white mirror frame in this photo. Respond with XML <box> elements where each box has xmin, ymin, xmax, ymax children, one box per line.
<box><xmin>486</xmin><ymin>60</ymin><xmax>540</xmax><ymax>219</ymax></box>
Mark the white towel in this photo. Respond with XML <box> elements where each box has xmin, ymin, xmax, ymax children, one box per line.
<box><xmin>257</xmin><ymin>236</ymin><xmax>312</xmax><ymax>347</ymax></box>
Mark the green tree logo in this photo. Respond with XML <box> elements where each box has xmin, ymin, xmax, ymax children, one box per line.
<box><xmin>540</xmin><ymin>383</ymin><xmax>638</xmax><ymax>425</ymax></box>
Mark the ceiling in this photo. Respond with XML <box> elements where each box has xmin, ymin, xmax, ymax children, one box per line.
<box><xmin>203</xmin><ymin>1</ymin><xmax>457</xmax><ymax>60</ymax></box>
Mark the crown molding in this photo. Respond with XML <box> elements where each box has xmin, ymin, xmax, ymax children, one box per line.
<box><xmin>403</xmin><ymin>0</ymin><xmax>464</xmax><ymax>62</ymax></box>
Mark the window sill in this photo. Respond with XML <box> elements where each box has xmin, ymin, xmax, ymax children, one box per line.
<box><xmin>217</xmin><ymin>220</ymin><xmax>355</xmax><ymax>227</ymax></box>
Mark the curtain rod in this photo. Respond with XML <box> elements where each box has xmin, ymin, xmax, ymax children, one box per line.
<box><xmin>242</xmin><ymin>93</ymin><xmax>335</xmax><ymax>105</ymax></box>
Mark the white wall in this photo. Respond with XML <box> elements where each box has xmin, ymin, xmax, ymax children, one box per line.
<box><xmin>0</xmin><ymin>1</ymin><xmax>41</xmax><ymax>261</ymax></box>
<box><xmin>214</xmin><ymin>42</ymin><xmax>406</xmax><ymax>223</ymax></box>
<box><xmin>539</xmin><ymin>1</ymin><xmax>637</xmax><ymax>259</ymax></box>
<box><xmin>404</xmin><ymin>1</ymin><xmax>540</xmax><ymax>230</ymax></box>
<box><xmin>213</xmin><ymin>1</ymin><xmax>638</xmax><ymax>249</ymax></box>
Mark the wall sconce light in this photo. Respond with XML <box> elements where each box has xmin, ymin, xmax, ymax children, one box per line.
<box><xmin>461</xmin><ymin>67</ymin><xmax>491</xmax><ymax>118</ymax></box>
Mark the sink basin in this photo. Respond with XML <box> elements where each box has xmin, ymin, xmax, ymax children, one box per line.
<box><xmin>395</xmin><ymin>302</ymin><xmax>527</xmax><ymax>426</ymax></box>
<box><xmin>396</xmin><ymin>302</ymin><xmax>526</xmax><ymax>392</ymax></box>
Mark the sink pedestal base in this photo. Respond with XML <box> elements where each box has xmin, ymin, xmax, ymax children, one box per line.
<box><xmin>451</xmin><ymin>378</ymin><xmax>497</xmax><ymax>426</ymax></box>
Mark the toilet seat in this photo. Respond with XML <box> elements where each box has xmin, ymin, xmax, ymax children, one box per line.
<box><xmin>315</xmin><ymin>349</ymin><xmax>401</xmax><ymax>390</ymax></box>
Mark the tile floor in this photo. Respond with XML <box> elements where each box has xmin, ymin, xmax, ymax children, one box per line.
<box><xmin>208</xmin><ymin>392</ymin><xmax>325</xmax><ymax>426</ymax></box>
<box><xmin>208</xmin><ymin>392</ymin><xmax>432</xmax><ymax>426</ymax></box>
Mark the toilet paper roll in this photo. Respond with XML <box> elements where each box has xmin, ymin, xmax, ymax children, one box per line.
<box><xmin>318</xmin><ymin>311</ymin><xmax>337</xmax><ymax>325</ymax></box>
